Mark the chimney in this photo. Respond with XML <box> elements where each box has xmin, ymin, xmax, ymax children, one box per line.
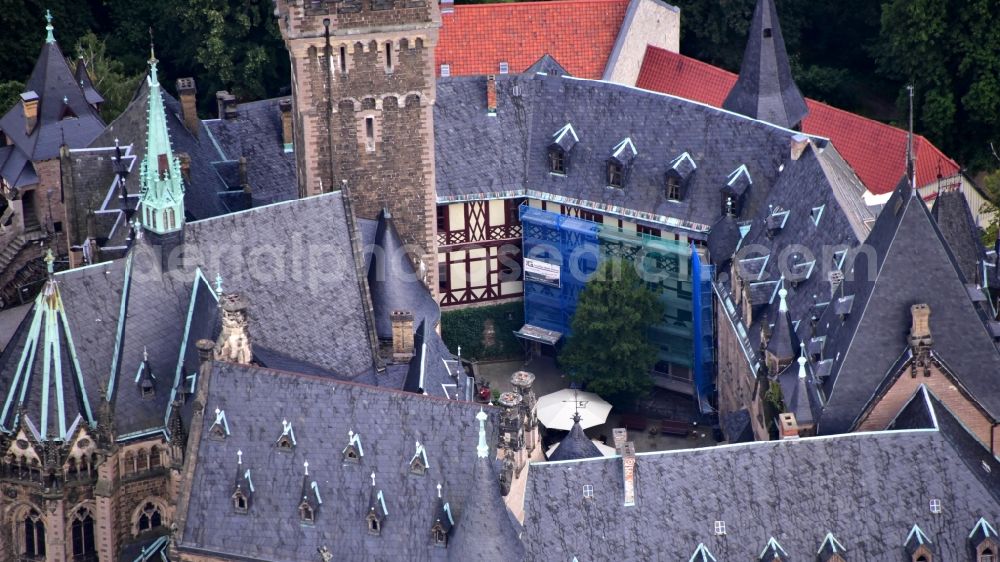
<box><xmin>612</xmin><ymin>427</ymin><xmax>627</xmax><ymax>455</ymax></box>
<box><xmin>790</xmin><ymin>133</ymin><xmax>810</xmax><ymax>161</ymax></box>
<box><xmin>486</xmin><ymin>75</ymin><xmax>497</xmax><ymax>115</ymax></box>
<box><xmin>238</xmin><ymin>156</ymin><xmax>250</xmax><ymax>193</ymax></box>
<box><xmin>511</xmin><ymin>371</ymin><xmax>538</xmax><ymax>453</ymax></box>
<box><xmin>216</xmin><ymin>293</ymin><xmax>253</xmax><ymax>364</ymax></box>
<box><xmin>279</xmin><ymin>99</ymin><xmax>293</xmax><ymax>153</ymax></box>
<box><xmin>909</xmin><ymin>304</ymin><xmax>932</xmax><ymax>349</ymax></box>
<box><xmin>177</xmin><ymin>152</ymin><xmax>191</xmax><ymax>183</ymax></box>
<box><xmin>176</xmin><ymin>78</ymin><xmax>199</xmax><ymax>137</ymax></box>
<box><xmin>621</xmin><ymin>440</ymin><xmax>636</xmax><ymax>507</ymax></box>
<box><xmin>440</xmin><ymin>0</ymin><xmax>454</xmax><ymax>14</ymax></box>
<box><xmin>778</xmin><ymin>412</ymin><xmax>800</xmax><ymax>440</ymax></box>
<box><xmin>391</xmin><ymin>310</ymin><xmax>415</xmax><ymax>360</ymax></box>
<box><xmin>21</xmin><ymin>91</ymin><xmax>39</xmax><ymax>134</ymax></box>
<box><xmin>216</xmin><ymin>91</ymin><xmax>238</xmax><ymax>120</ymax></box>
<box><xmin>196</xmin><ymin>338</ymin><xmax>215</xmax><ymax>372</ymax></box>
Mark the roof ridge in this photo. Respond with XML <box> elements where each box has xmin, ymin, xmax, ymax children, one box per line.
<box><xmin>451</xmin><ymin>0</ymin><xmax>626</xmax><ymax>9</ymax></box>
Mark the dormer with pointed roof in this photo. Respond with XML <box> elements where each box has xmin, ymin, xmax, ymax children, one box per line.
<box><xmin>765</xmin><ymin>281</ymin><xmax>798</xmax><ymax>372</ymax></box>
<box><xmin>431</xmin><ymin>482</ymin><xmax>454</xmax><ymax>548</ymax></box>
<box><xmin>232</xmin><ymin>450</ymin><xmax>253</xmax><ymax>513</ymax></box>
<box><xmin>74</xmin><ymin>57</ymin><xmax>104</xmax><ymax>111</ymax></box>
<box><xmin>138</xmin><ymin>51</ymin><xmax>184</xmax><ymax>238</ymax></box>
<box><xmin>818</xmin><ymin>532</ymin><xmax>846</xmax><ymax>561</ymax></box>
<box><xmin>298</xmin><ymin>461</ymin><xmax>321</xmax><ymax>523</ymax></box>
<box><xmin>970</xmin><ymin>517</ymin><xmax>998</xmax><ymax>561</ymax></box>
<box><xmin>366</xmin><ymin>471</ymin><xmax>388</xmax><ymax>536</ymax></box>
<box><xmin>759</xmin><ymin>536</ymin><xmax>787</xmax><ymax>561</ymax></box>
<box><xmin>136</xmin><ymin>347</ymin><xmax>156</xmax><ymax>400</ymax></box>
<box><xmin>723</xmin><ymin>0</ymin><xmax>808</xmax><ymax>129</ymax></box>
<box><xmin>904</xmin><ymin>524</ymin><xmax>934</xmax><ymax>561</ymax></box>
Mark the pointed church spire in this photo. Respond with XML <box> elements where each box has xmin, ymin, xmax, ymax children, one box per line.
<box><xmin>138</xmin><ymin>46</ymin><xmax>185</xmax><ymax>236</ymax></box>
<box><xmin>722</xmin><ymin>0</ymin><xmax>808</xmax><ymax>129</ymax></box>
<box><xmin>44</xmin><ymin>10</ymin><xmax>55</xmax><ymax>44</ymax></box>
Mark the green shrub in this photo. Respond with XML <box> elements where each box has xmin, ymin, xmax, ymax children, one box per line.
<box><xmin>441</xmin><ymin>301</ymin><xmax>524</xmax><ymax>361</ymax></box>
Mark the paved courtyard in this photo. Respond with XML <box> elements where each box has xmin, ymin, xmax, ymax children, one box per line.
<box><xmin>475</xmin><ymin>356</ymin><xmax>717</xmax><ymax>454</ymax></box>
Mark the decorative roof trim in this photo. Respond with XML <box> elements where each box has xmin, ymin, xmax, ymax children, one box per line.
<box><xmin>311</xmin><ymin>481</ymin><xmax>323</xmax><ymax>504</ymax></box>
<box><xmin>165</xmin><ymin>267</ymin><xmax>216</xmax><ymax>430</ymax></box>
<box><xmin>210</xmin><ymin>408</ymin><xmax>231</xmax><ymax>436</ymax></box>
<box><xmin>344</xmin><ymin>430</ymin><xmax>364</xmax><ymax>457</ymax></box>
<box><xmin>905</xmin><ymin>523</ymin><xmax>931</xmax><ymax>546</ymax></box>
<box><xmin>443</xmin><ymin>502</ymin><xmax>454</xmax><ymax>525</ymax></box>
<box><xmin>688</xmin><ymin>543</ymin><xmax>717</xmax><ymax>562</ymax></box>
<box><xmin>818</xmin><ymin>531</ymin><xmax>846</xmax><ymax>554</ymax></box>
<box><xmin>670</xmin><ymin>151</ymin><xmax>697</xmax><ymax>171</ymax></box>
<box><xmin>107</xmin><ymin>250</ymin><xmax>136</xmax><ymax>403</ymax></box>
<box><xmin>410</xmin><ymin>441</ymin><xmax>429</xmax><ymax>469</ymax></box>
<box><xmin>553</xmin><ymin>123</ymin><xmax>579</xmax><ymax>145</ymax></box>
<box><xmin>812</xmin><ymin>204</ymin><xmax>825</xmax><ymax>226</ymax></box>
<box><xmin>243</xmin><ymin>469</ymin><xmax>255</xmax><ymax>493</ymax></box>
<box><xmin>377</xmin><ymin>489</ymin><xmax>388</xmax><ymax>516</ymax></box>
<box><xmin>970</xmin><ymin>516</ymin><xmax>997</xmax><ymax>539</ymax></box>
<box><xmin>279</xmin><ymin>419</ymin><xmax>297</xmax><ymax>446</ymax></box>
<box><xmin>760</xmin><ymin>536</ymin><xmax>788</xmax><ymax>558</ymax></box>
<box><xmin>612</xmin><ymin>137</ymin><xmax>637</xmax><ymax>159</ymax></box>
<box><xmin>727</xmin><ymin>164</ymin><xmax>752</xmax><ymax>186</ymax></box>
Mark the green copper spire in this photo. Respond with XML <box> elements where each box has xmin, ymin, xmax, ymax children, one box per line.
<box><xmin>44</xmin><ymin>9</ymin><xmax>55</xmax><ymax>44</ymax></box>
<box><xmin>139</xmin><ymin>53</ymin><xmax>185</xmax><ymax>236</ymax></box>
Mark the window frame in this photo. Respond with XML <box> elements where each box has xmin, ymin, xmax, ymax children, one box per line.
<box><xmin>548</xmin><ymin>148</ymin><xmax>566</xmax><ymax>175</ymax></box>
<box><xmin>607</xmin><ymin>161</ymin><xmax>624</xmax><ymax>188</ymax></box>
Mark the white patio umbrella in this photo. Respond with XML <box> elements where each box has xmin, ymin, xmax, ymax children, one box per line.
<box><xmin>535</xmin><ymin>389</ymin><xmax>612</xmax><ymax>430</ymax></box>
<box><xmin>545</xmin><ymin>439</ymin><xmax>617</xmax><ymax>458</ymax></box>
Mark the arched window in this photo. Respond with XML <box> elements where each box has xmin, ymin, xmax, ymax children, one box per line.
<box><xmin>981</xmin><ymin>548</ymin><xmax>995</xmax><ymax>562</ymax></box>
<box><xmin>123</xmin><ymin>451</ymin><xmax>134</xmax><ymax>475</ymax></box>
<box><xmin>71</xmin><ymin>508</ymin><xmax>97</xmax><ymax>561</ymax></box>
<box><xmin>300</xmin><ymin>503</ymin><xmax>314</xmax><ymax>523</ymax></box>
<box><xmin>137</xmin><ymin>502</ymin><xmax>162</xmax><ymax>533</ymax></box>
<box><xmin>21</xmin><ymin>509</ymin><xmax>45</xmax><ymax>559</ymax></box>
<box><xmin>137</xmin><ymin>449</ymin><xmax>149</xmax><ymax>472</ymax></box>
<box><xmin>367</xmin><ymin>513</ymin><xmax>381</xmax><ymax>535</ymax></box>
<box><xmin>149</xmin><ymin>446</ymin><xmax>161</xmax><ymax>469</ymax></box>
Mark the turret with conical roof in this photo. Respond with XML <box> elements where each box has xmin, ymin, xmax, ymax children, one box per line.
<box><xmin>548</xmin><ymin>412</ymin><xmax>603</xmax><ymax>462</ymax></box>
<box><xmin>765</xmin><ymin>279</ymin><xmax>798</xmax><ymax>372</ymax></box>
<box><xmin>722</xmin><ymin>0</ymin><xmax>808</xmax><ymax>130</ymax></box>
<box><xmin>138</xmin><ymin>50</ymin><xmax>185</xmax><ymax>237</ymax></box>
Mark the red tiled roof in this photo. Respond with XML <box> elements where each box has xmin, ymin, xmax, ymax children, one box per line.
<box><xmin>637</xmin><ymin>46</ymin><xmax>960</xmax><ymax>194</ymax></box>
<box><xmin>436</xmin><ymin>0</ymin><xmax>629</xmax><ymax>79</ymax></box>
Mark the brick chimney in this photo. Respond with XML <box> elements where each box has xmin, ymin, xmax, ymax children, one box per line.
<box><xmin>279</xmin><ymin>99</ymin><xmax>293</xmax><ymax>153</ymax></box>
<box><xmin>486</xmin><ymin>75</ymin><xmax>497</xmax><ymax>115</ymax></box>
<box><xmin>21</xmin><ymin>91</ymin><xmax>39</xmax><ymax>134</ymax></box>
<box><xmin>177</xmin><ymin>152</ymin><xmax>191</xmax><ymax>183</ymax></box>
<box><xmin>239</xmin><ymin>156</ymin><xmax>249</xmax><ymax>192</ymax></box>
<box><xmin>790</xmin><ymin>133</ymin><xmax>810</xmax><ymax>161</ymax></box>
<box><xmin>909</xmin><ymin>304</ymin><xmax>932</xmax><ymax>349</ymax></box>
<box><xmin>176</xmin><ymin>78</ymin><xmax>199</xmax><ymax>137</ymax></box>
<box><xmin>621</xmin><ymin>440</ymin><xmax>636</xmax><ymax>507</ymax></box>
<box><xmin>216</xmin><ymin>91</ymin><xmax>238</xmax><ymax>120</ymax></box>
<box><xmin>391</xmin><ymin>310</ymin><xmax>415</xmax><ymax>360</ymax></box>
<box><xmin>778</xmin><ymin>412</ymin><xmax>800</xmax><ymax>439</ymax></box>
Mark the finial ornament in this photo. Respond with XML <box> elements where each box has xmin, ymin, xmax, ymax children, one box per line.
<box><xmin>778</xmin><ymin>277</ymin><xmax>788</xmax><ymax>313</ymax></box>
<box><xmin>436</xmin><ymin>483</ymin><xmax>442</xmax><ymax>498</ymax></box>
<box><xmin>304</xmin><ymin>460</ymin><xmax>309</xmax><ymax>476</ymax></box>
<box><xmin>370</xmin><ymin>471</ymin><xmax>376</xmax><ymax>487</ymax></box>
<box><xmin>215</xmin><ymin>274</ymin><xmax>224</xmax><ymax>295</ymax></box>
<box><xmin>45</xmin><ymin>10</ymin><xmax>54</xmax><ymax>44</ymax></box>
<box><xmin>797</xmin><ymin>343</ymin><xmax>808</xmax><ymax>378</ymax></box>
<box><xmin>237</xmin><ymin>449</ymin><xmax>243</xmax><ymax>465</ymax></box>
<box><xmin>476</xmin><ymin>408</ymin><xmax>489</xmax><ymax>458</ymax></box>
<box><xmin>44</xmin><ymin>249</ymin><xmax>55</xmax><ymax>275</ymax></box>
<box><xmin>143</xmin><ymin>346</ymin><xmax>149</xmax><ymax>362</ymax></box>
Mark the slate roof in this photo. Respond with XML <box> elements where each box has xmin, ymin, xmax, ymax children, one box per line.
<box><xmin>0</xmin><ymin>36</ymin><xmax>104</xmax><ymax>184</ymax></box>
<box><xmin>436</xmin><ymin>72</ymin><xmax>811</xmax><ymax>232</ymax></box>
<box><xmin>637</xmin><ymin>45</ymin><xmax>961</xmax><ymax>195</ymax></box>
<box><xmin>368</xmin><ymin>209</ymin><xmax>440</xmax><ymax>341</ymax></box>
<box><xmin>547</xmin><ymin>415</ymin><xmax>602</xmax><ymax>461</ymax></box>
<box><xmin>931</xmin><ymin>190</ymin><xmax>986</xmax><ymax>286</ymax></box>
<box><xmin>177</xmin><ymin>361</ymin><xmax>506</xmax><ymax>561</ymax></box>
<box><xmin>436</xmin><ymin>0</ymin><xmax>629</xmax><ymax>78</ymax></box>
<box><xmin>813</xmin><ymin>181</ymin><xmax>1000</xmax><ymax>433</ymax></box>
<box><xmin>74</xmin><ymin>58</ymin><xmax>104</xmax><ymax>107</ymax></box>
<box><xmin>60</xmin><ymin>144</ymin><xmax>138</xmax><ymax>251</ymax></box>
<box><xmin>203</xmin><ymin>97</ymin><xmax>298</xmax><ymax>206</ymax></box>
<box><xmin>722</xmin><ymin>0</ymin><xmax>808</xmax><ymax>129</ymax></box>
<box><xmin>522</xmin><ymin>393</ymin><xmax>1000</xmax><ymax>560</ymax></box>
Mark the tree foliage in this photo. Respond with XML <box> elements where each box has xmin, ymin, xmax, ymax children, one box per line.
<box><xmin>71</xmin><ymin>33</ymin><xmax>144</xmax><ymax>122</ymax></box>
<box><xmin>559</xmin><ymin>260</ymin><xmax>660</xmax><ymax>407</ymax></box>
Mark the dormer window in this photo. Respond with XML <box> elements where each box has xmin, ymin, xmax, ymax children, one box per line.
<box><xmin>549</xmin><ymin>148</ymin><xmax>566</xmax><ymax>174</ymax></box>
<box><xmin>233</xmin><ymin>490</ymin><xmax>248</xmax><ymax>513</ymax></box>
<box><xmin>367</xmin><ymin>513</ymin><xmax>381</xmax><ymax>535</ymax></box>
<box><xmin>433</xmin><ymin>525</ymin><xmax>448</xmax><ymax>547</ymax></box>
<box><xmin>343</xmin><ymin>430</ymin><xmax>364</xmax><ymax>463</ymax></box>
<box><xmin>410</xmin><ymin>441</ymin><xmax>428</xmax><ymax>475</ymax></box>
<box><xmin>300</xmin><ymin>503</ymin><xmax>314</xmax><ymax>523</ymax></box>
<box><xmin>607</xmin><ymin>161</ymin><xmax>624</xmax><ymax>188</ymax></box>
<box><xmin>548</xmin><ymin>123</ymin><xmax>577</xmax><ymax>175</ymax></box>
<box><xmin>666</xmin><ymin>174</ymin><xmax>681</xmax><ymax>201</ymax></box>
<box><xmin>209</xmin><ymin>408</ymin><xmax>230</xmax><ymax>440</ymax></box>
<box><xmin>970</xmin><ymin>518</ymin><xmax>999</xmax><ymax>562</ymax></box>
<box><xmin>981</xmin><ymin>548</ymin><xmax>995</xmax><ymax>562</ymax></box>
<box><xmin>276</xmin><ymin>419</ymin><xmax>296</xmax><ymax>451</ymax></box>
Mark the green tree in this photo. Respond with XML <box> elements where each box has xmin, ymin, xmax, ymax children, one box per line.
<box><xmin>559</xmin><ymin>259</ymin><xmax>660</xmax><ymax>407</ymax></box>
<box><xmin>0</xmin><ymin>80</ymin><xmax>25</xmax><ymax>111</ymax></box>
<box><xmin>71</xmin><ymin>33</ymin><xmax>144</xmax><ymax>122</ymax></box>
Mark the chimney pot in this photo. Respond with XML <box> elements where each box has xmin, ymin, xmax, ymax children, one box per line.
<box><xmin>216</xmin><ymin>91</ymin><xmax>238</xmax><ymax>120</ymax></box>
<box><xmin>391</xmin><ymin>310</ymin><xmax>415</xmax><ymax>360</ymax></box>
<box><xmin>621</xmin><ymin>441</ymin><xmax>636</xmax><ymax>507</ymax></box>
<box><xmin>21</xmin><ymin>91</ymin><xmax>39</xmax><ymax>134</ymax></box>
<box><xmin>177</xmin><ymin>152</ymin><xmax>191</xmax><ymax>182</ymax></box>
<box><xmin>279</xmin><ymin>99</ymin><xmax>294</xmax><ymax>153</ymax></box>
<box><xmin>196</xmin><ymin>339</ymin><xmax>215</xmax><ymax>363</ymax></box>
<box><xmin>778</xmin><ymin>412</ymin><xmax>800</xmax><ymax>439</ymax></box>
<box><xmin>176</xmin><ymin>78</ymin><xmax>199</xmax><ymax>137</ymax></box>
<box><xmin>486</xmin><ymin>75</ymin><xmax>497</xmax><ymax>115</ymax></box>
<box><xmin>909</xmin><ymin>303</ymin><xmax>932</xmax><ymax>349</ymax></box>
<box><xmin>790</xmin><ymin>133</ymin><xmax>809</xmax><ymax>161</ymax></box>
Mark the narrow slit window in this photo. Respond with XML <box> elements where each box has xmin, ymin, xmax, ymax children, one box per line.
<box><xmin>385</xmin><ymin>42</ymin><xmax>393</xmax><ymax>72</ymax></box>
<box><xmin>340</xmin><ymin>46</ymin><xmax>347</xmax><ymax>74</ymax></box>
<box><xmin>365</xmin><ymin>117</ymin><xmax>375</xmax><ymax>152</ymax></box>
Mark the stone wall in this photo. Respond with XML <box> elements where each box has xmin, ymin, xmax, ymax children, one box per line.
<box><xmin>714</xmin><ymin>302</ymin><xmax>768</xmax><ymax>441</ymax></box>
<box><xmin>603</xmin><ymin>0</ymin><xmax>681</xmax><ymax>86</ymax></box>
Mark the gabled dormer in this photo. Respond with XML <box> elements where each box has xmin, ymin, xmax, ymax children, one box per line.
<box><xmin>722</xmin><ymin>164</ymin><xmax>752</xmax><ymax>216</ymax></box>
<box><xmin>607</xmin><ymin>137</ymin><xmax>637</xmax><ymax>189</ymax></box>
<box><xmin>409</xmin><ymin>441</ymin><xmax>428</xmax><ymax>475</ymax></box>
<box><xmin>431</xmin><ymin>483</ymin><xmax>453</xmax><ymax>548</ymax></box>
<box><xmin>666</xmin><ymin>152</ymin><xmax>697</xmax><ymax>201</ymax></box>
<box><xmin>548</xmin><ymin>123</ymin><xmax>578</xmax><ymax>175</ymax></box>
<box><xmin>343</xmin><ymin>430</ymin><xmax>364</xmax><ymax>463</ymax></box>
<box><xmin>232</xmin><ymin>450</ymin><xmax>253</xmax><ymax>514</ymax></box>
<box><xmin>759</xmin><ymin>536</ymin><xmax>787</xmax><ymax>561</ymax></box>
<box><xmin>275</xmin><ymin>419</ymin><xmax>296</xmax><ymax>451</ymax></box>
<box><xmin>904</xmin><ymin>524</ymin><xmax>934</xmax><ymax>561</ymax></box>
<box><xmin>689</xmin><ymin>542</ymin><xmax>717</xmax><ymax>562</ymax></box>
<box><xmin>366</xmin><ymin>472</ymin><xmax>387</xmax><ymax>536</ymax></box>
<box><xmin>970</xmin><ymin>517</ymin><xmax>998</xmax><ymax>562</ymax></box>
<box><xmin>298</xmin><ymin>461</ymin><xmax>321</xmax><ymax>524</ymax></box>
<box><xmin>208</xmin><ymin>408</ymin><xmax>230</xmax><ymax>440</ymax></box>
<box><xmin>136</xmin><ymin>347</ymin><xmax>156</xmax><ymax>400</ymax></box>
<box><xmin>765</xmin><ymin>205</ymin><xmax>789</xmax><ymax>238</ymax></box>
<box><xmin>818</xmin><ymin>532</ymin><xmax>847</xmax><ymax>562</ymax></box>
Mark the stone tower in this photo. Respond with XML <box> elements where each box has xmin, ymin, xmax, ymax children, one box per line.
<box><xmin>275</xmin><ymin>0</ymin><xmax>441</xmax><ymax>293</ymax></box>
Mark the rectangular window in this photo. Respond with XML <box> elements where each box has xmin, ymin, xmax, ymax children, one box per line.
<box><xmin>499</xmin><ymin>61</ymin><xmax>509</xmax><ymax>74</ymax></box>
<box><xmin>607</xmin><ymin>162</ymin><xmax>623</xmax><ymax>188</ymax></box>
<box><xmin>385</xmin><ymin>42</ymin><xmax>393</xmax><ymax>72</ymax></box>
<box><xmin>548</xmin><ymin>149</ymin><xmax>565</xmax><ymax>174</ymax></box>
<box><xmin>929</xmin><ymin>499</ymin><xmax>942</xmax><ymax>514</ymax></box>
<box><xmin>436</xmin><ymin>205</ymin><xmax>448</xmax><ymax>233</ymax></box>
<box><xmin>578</xmin><ymin>210</ymin><xmax>603</xmax><ymax>224</ymax></box>
<box><xmin>364</xmin><ymin>117</ymin><xmax>375</xmax><ymax>152</ymax></box>
<box><xmin>438</xmin><ymin>262</ymin><xmax>449</xmax><ymax>291</ymax></box>
<box><xmin>637</xmin><ymin>224</ymin><xmax>661</xmax><ymax>238</ymax></box>
<box><xmin>666</xmin><ymin>175</ymin><xmax>681</xmax><ymax>200</ymax></box>
<box><xmin>440</xmin><ymin>64</ymin><xmax>451</xmax><ymax>77</ymax></box>
<box><xmin>582</xmin><ymin>485</ymin><xmax>594</xmax><ymax>498</ymax></box>
<box><xmin>340</xmin><ymin>46</ymin><xmax>347</xmax><ymax>74</ymax></box>
<box><xmin>714</xmin><ymin>521</ymin><xmax>726</xmax><ymax>535</ymax></box>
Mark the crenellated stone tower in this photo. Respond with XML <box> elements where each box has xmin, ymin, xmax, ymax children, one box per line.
<box><xmin>275</xmin><ymin>0</ymin><xmax>440</xmax><ymax>294</ymax></box>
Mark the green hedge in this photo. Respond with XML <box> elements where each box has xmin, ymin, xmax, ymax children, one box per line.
<box><xmin>441</xmin><ymin>301</ymin><xmax>524</xmax><ymax>361</ymax></box>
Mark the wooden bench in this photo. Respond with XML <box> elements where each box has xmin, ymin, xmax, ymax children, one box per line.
<box><xmin>657</xmin><ymin>419</ymin><xmax>691</xmax><ymax>437</ymax></box>
<box><xmin>620</xmin><ymin>414</ymin><xmax>648</xmax><ymax>431</ymax></box>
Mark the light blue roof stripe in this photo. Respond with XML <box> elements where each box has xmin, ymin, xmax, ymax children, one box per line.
<box><xmin>107</xmin><ymin>251</ymin><xmax>135</xmax><ymax>402</ymax></box>
<box><xmin>165</xmin><ymin>267</ymin><xmax>217</xmax><ymax>430</ymax></box>
<box><xmin>40</xmin><ymin>303</ymin><xmax>53</xmax><ymax>439</ymax></box>
<box><xmin>1</xmin><ymin>303</ymin><xmax>42</xmax><ymax>429</ymax></box>
<box><xmin>59</xmin><ymin>296</ymin><xmax>94</xmax><ymax>427</ymax></box>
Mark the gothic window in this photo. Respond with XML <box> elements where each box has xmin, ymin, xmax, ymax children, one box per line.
<box><xmin>123</xmin><ymin>451</ymin><xmax>135</xmax><ymax>475</ymax></box>
<box><xmin>548</xmin><ymin>148</ymin><xmax>566</xmax><ymax>174</ymax></box>
<box><xmin>21</xmin><ymin>509</ymin><xmax>45</xmax><ymax>559</ymax></box>
<box><xmin>167</xmin><ymin>208</ymin><xmax>176</xmax><ymax>230</ymax></box>
<box><xmin>666</xmin><ymin>174</ymin><xmax>681</xmax><ymax>201</ymax></box>
<box><xmin>138</xmin><ymin>449</ymin><xmax>149</xmax><ymax>472</ymax></box>
<box><xmin>149</xmin><ymin>446</ymin><xmax>161</xmax><ymax>468</ymax></box>
<box><xmin>71</xmin><ymin>508</ymin><xmax>96</xmax><ymax>561</ymax></box>
<box><xmin>432</xmin><ymin>525</ymin><xmax>448</xmax><ymax>547</ymax></box>
<box><xmin>344</xmin><ymin>447</ymin><xmax>360</xmax><ymax>462</ymax></box>
<box><xmin>300</xmin><ymin>503</ymin><xmax>314</xmax><ymax>523</ymax></box>
<box><xmin>410</xmin><ymin>456</ymin><xmax>426</xmax><ymax>475</ymax></box>
<box><xmin>233</xmin><ymin>491</ymin><xmax>248</xmax><ymax>514</ymax></box>
<box><xmin>277</xmin><ymin>435</ymin><xmax>294</xmax><ymax>450</ymax></box>
<box><xmin>339</xmin><ymin>45</ymin><xmax>347</xmax><ymax>74</ymax></box>
<box><xmin>367</xmin><ymin>513</ymin><xmax>381</xmax><ymax>536</ymax></box>
<box><xmin>981</xmin><ymin>548</ymin><xmax>995</xmax><ymax>562</ymax></box>
<box><xmin>607</xmin><ymin>161</ymin><xmax>624</xmax><ymax>188</ymax></box>
<box><xmin>137</xmin><ymin>502</ymin><xmax>162</xmax><ymax>533</ymax></box>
